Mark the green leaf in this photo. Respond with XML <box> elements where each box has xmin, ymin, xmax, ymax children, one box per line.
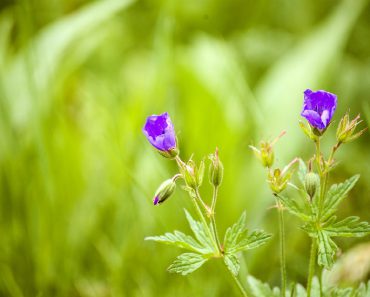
<box><xmin>184</xmin><ymin>210</ymin><xmax>215</xmax><ymax>253</ymax></box>
<box><xmin>292</xmin><ymin>283</ymin><xmax>307</xmax><ymax>297</ymax></box>
<box><xmin>224</xmin><ymin>254</ymin><xmax>240</xmax><ymax>276</ymax></box>
<box><xmin>317</xmin><ymin>231</ymin><xmax>338</xmax><ymax>269</ymax></box>
<box><xmin>277</xmin><ymin>194</ymin><xmax>312</xmax><ymax>222</ymax></box>
<box><xmin>145</xmin><ymin>231</ymin><xmax>207</xmax><ymax>254</ymax></box>
<box><xmin>167</xmin><ymin>253</ymin><xmax>208</xmax><ymax>275</ymax></box>
<box><xmin>311</xmin><ymin>277</ymin><xmax>320</xmax><ymax>297</ymax></box>
<box><xmin>247</xmin><ymin>276</ymin><xmax>280</xmax><ymax>297</ymax></box>
<box><xmin>230</xmin><ymin>230</ymin><xmax>272</xmax><ymax>253</ymax></box>
<box><xmin>224</xmin><ymin>212</ymin><xmax>271</xmax><ymax>254</ymax></box>
<box><xmin>224</xmin><ymin>211</ymin><xmax>248</xmax><ymax>251</ymax></box>
<box><xmin>324</xmin><ymin>216</ymin><xmax>370</xmax><ymax>238</ymax></box>
<box><xmin>224</xmin><ymin>211</ymin><xmax>247</xmax><ymax>251</ymax></box>
<box><xmin>321</xmin><ymin>175</ymin><xmax>360</xmax><ymax>220</ymax></box>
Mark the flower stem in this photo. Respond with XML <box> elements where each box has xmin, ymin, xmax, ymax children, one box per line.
<box><xmin>307</xmin><ymin>239</ymin><xmax>317</xmax><ymax>297</ymax></box>
<box><xmin>315</xmin><ymin>138</ymin><xmax>322</xmax><ymax>176</ymax></box>
<box><xmin>276</xmin><ymin>199</ymin><xmax>287</xmax><ymax>297</ymax></box>
<box><xmin>191</xmin><ymin>194</ymin><xmax>220</xmax><ymax>255</ymax></box>
<box><xmin>223</xmin><ymin>262</ymin><xmax>249</xmax><ymax>297</ymax></box>
<box><xmin>210</xmin><ymin>186</ymin><xmax>222</xmax><ymax>251</ymax></box>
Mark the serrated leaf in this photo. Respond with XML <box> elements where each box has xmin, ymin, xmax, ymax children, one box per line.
<box><xmin>224</xmin><ymin>254</ymin><xmax>240</xmax><ymax>276</ymax></box>
<box><xmin>224</xmin><ymin>212</ymin><xmax>271</xmax><ymax>253</ymax></box>
<box><xmin>311</xmin><ymin>277</ymin><xmax>320</xmax><ymax>297</ymax></box>
<box><xmin>330</xmin><ymin>287</ymin><xmax>354</xmax><ymax>297</ymax></box>
<box><xmin>224</xmin><ymin>212</ymin><xmax>247</xmax><ymax>251</ymax></box>
<box><xmin>145</xmin><ymin>230</ymin><xmax>207</xmax><ymax>254</ymax></box>
<box><xmin>184</xmin><ymin>210</ymin><xmax>215</xmax><ymax>253</ymax></box>
<box><xmin>277</xmin><ymin>194</ymin><xmax>312</xmax><ymax>222</ymax></box>
<box><xmin>321</xmin><ymin>175</ymin><xmax>360</xmax><ymax>220</ymax></box>
<box><xmin>247</xmin><ymin>276</ymin><xmax>280</xmax><ymax>297</ymax></box>
<box><xmin>293</xmin><ymin>283</ymin><xmax>307</xmax><ymax>297</ymax></box>
<box><xmin>324</xmin><ymin>216</ymin><xmax>370</xmax><ymax>238</ymax></box>
<box><xmin>317</xmin><ymin>231</ymin><xmax>338</xmax><ymax>269</ymax></box>
<box><xmin>230</xmin><ymin>230</ymin><xmax>272</xmax><ymax>254</ymax></box>
<box><xmin>167</xmin><ymin>253</ymin><xmax>208</xmax><ymax>275</ymax></box>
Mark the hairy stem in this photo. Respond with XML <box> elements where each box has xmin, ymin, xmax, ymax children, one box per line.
<box><xmin>224</xmin><ymin>262</ymin><xmax>249</xmax><ymax>297</ymax></box>
<box><xmin>211</xmin><ymin>185</ymin><xmax>219</xmax><ymax>211</ymax></box>
<box><xmin>210</xmin><ymin>186</ymin><xmax>222</xmax><ymax>251</ymax></box>
<box><xmin>190</xmin><ymin>197</ymin><xmax>220</xmax><ymax>255</ymax></box>
<box><xmin>276</xmin><ymin>199</ymin><xmax>287</xmax><ymax>297</ymax></box>
<box><xmin>307</xmin><ymin>239</ymin><xmax>317</xmax><ymax>297</ymax></box>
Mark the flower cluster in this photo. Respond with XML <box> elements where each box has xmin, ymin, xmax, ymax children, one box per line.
<box><xmin>142</xmin><ymin>89</ymin><xmax>369</xmax><ymax>297</ymax></box>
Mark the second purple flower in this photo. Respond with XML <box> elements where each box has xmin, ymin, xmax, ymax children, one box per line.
<box><xmin>301</xmin><ymin>89</ymin><xmax>337</xmax><ymax>130</ymax></box>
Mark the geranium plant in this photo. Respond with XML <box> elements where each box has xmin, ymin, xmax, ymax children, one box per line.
<box><xmin>143</xmin><ymin>90</ymin><xmax>370</xmax><ymax>297</ymax></box>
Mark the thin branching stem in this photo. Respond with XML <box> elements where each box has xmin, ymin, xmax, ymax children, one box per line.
<box><xmin>307</xmin><ymin>239</ymin><xmax>317</xmax><ymax>297</ymax></box>
<box><xmin>210</xmin><ymin>186</ymin><xmax>222</xmax><ymax>251</ymax></box>
<box><xmin>276</xmin><ymin>198</ymin><xmax>287</xmax><ymax>297</ymax></box>
<box><xmin>190</xmin><ymin>196</ymin><xmax>220</xmax><ymax>255</ymax></box>
<box><xmin>223</xmin><ymin>262</ymin><xmax>249</xmax><ymax>297</ymax></box>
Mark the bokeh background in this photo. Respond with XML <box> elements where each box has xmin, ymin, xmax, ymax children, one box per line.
<box><xmin>1</xmin><ymin>0</ymin><xmax>370</xmax><ymax>296</ymax></box>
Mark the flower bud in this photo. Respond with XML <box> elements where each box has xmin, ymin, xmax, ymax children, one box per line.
<box><xmin>209</xmin><ymin>147</ymin><xmax>224</xmax><ymax>187</ymax></box>
<box><xmin>336</xmin><ymin>113</ymin><xmax>367</xmax><ymax>144</ymax></box>
<box><xmin>153</xmin><ymin>178</ymin><xmax>176</xmax><ymax>205</ymax></box>
<box><xmin>304</xmin><ymin>172</ymin><xmax>320</xmax><ymax>199</ymax></box>
<box><xmin>181</xmin><ymin>159</ymin><xmax>204</xmax><ymax>190</ymax></box>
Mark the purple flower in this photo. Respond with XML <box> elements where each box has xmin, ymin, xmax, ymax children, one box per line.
<box><xmin>301</xmin><ymin>89</ymin><xmax>337</xmax><ymax>130</ymax></box>
<box><xmin>143</xmin><ymin>112</ymin><xmax>177</xmax><ymax>152</ymax></box>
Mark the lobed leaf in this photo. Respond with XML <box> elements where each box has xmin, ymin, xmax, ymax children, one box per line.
<box><xmin>292</xmin><ymin>283</ymin><xmax>307</xmax><ymax>297</ymax></box>
<box><xmin>317</xmin><ymin>230</ymin><xmax>338</xmax><ymax>269</ymax></box>
<box><xmin>247</xmin><ymin>276</ymin><xmax>280</xmax><ymax>297</ymax></box>
<box><xmin>223</xmin><ymin>212</ymin><xmax>247</xmax><ymax>252</ymax></box>
<box><xmin>229</xmin><ymin>230</ymin><xmax>272</xmax><ymax>254</ymax></box>
<box><xmin>311</xmin><ymin>277</ymin><xmax>320</xmax><ymax>297</ymax></box>
<box><xmin>184</xmin><ymin>209</ymin><xmax>215</xmax><ymax>253</ymax></box>
<box><xmin>167</xmin><ymin>253</ymin><xmax>208</xmax><ymax>275</ymax></box>
<box><xmin>223</xmin><ymin>212</ymin><xmax>272</xmax><ymax>254</ymax></box>
<box><xmin>277</xmin><ymin>194</ymin><xmax>312</xmax><ymax>222</ymax></box>
<box><xmin>324</xmin><ymin>216</ymin><xmax>370</xmax><ymax>238</ymax></box>
<box><xmin>321</xmin><ymin>175</ymin><xmax>360</xmax><ymax>220</ymax></box>
<box><xmin>145</xmin><ymin>231</ymin><xmax>208</xmax><ymax>254</ymax></box>
<box><xmin>224</xmin><ymin>253</ymin><xmax>240</xmax><ymax>276</ymax></box>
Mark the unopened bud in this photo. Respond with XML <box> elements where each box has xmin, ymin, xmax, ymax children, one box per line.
<box><xmin>153</xmin><ymin>178</ymin><xmax>176</xmax><ymax>205</ymax></box>
<box><xmin>209</xmin><ymin>147</ymin><xmax>224</xmax><ymax>187</ymax></box>
<box><xmin>304</xmin><ymin>172</ymin><xmax>320</xmax><ymax>199</ymax></box>
<box><xmin>181</xmin><ymin>159</ymin><xmax>204</xmax><ymax>189</ymax></box>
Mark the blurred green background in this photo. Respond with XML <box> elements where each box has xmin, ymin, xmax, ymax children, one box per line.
<box><xmin>1</xmin><ymin>0</ymin><xmax>370</xmax><ymax>296</ymax></box>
